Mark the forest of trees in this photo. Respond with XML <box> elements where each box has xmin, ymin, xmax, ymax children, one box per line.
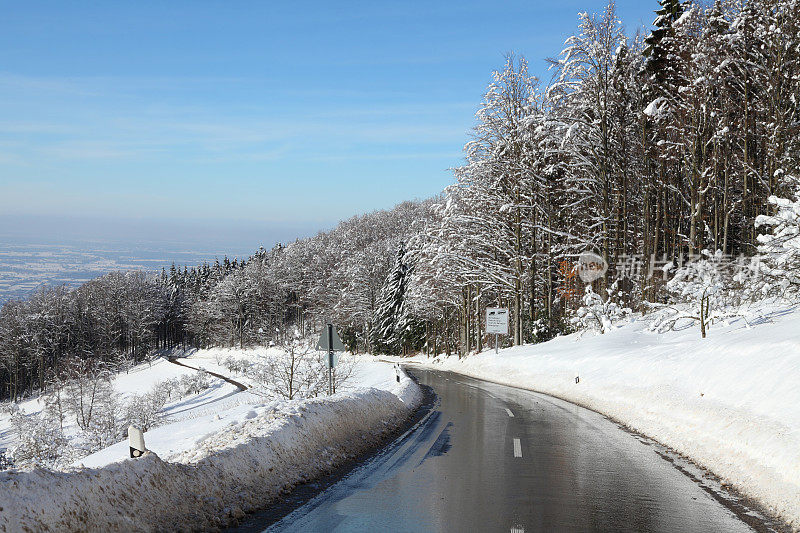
<box><xmin>2</xmin><ymin>0</ymin><xmax>799</xmax><ymax>402</ymax></box>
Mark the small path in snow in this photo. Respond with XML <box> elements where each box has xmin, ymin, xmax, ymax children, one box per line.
<box><xmin>167</xmin><ymin>356</ymin><xmax>249</xmax><ymax>392</ymax></box>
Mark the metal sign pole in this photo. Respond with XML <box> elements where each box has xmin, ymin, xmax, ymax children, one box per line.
<box><xmin>495</xmin><ymin>333</ymin><xmax>498</xmax><ymax>354</ymax></box>
<box><xmin>327</xmin><ymin>323</ymin><xmax>333</xmax><ymax>396</ymax></box>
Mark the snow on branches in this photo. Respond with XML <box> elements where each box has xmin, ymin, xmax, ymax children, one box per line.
<box><xmin>755</xmin><ymin>182</ymin><xmax>800</xmax><ymax>294</ymax></box>
<box><xmin>659</xmin><ymin>250</ymin><xmax>757</xmax><ymax>338</ymax></box>
<box><xmin>9</xmin><ymin>407</ymin><xmax>70</xmax><ymax>468</ymax></box>
<box><xmin>572</xmin><ymin>282</ymin><xmax>630</xmax><ymax>335</ymax></box>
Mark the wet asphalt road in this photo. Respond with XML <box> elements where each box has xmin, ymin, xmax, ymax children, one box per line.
<box><xmin>262</xmin><ymin>368</ymin><xmax>759</xmax><ymax>533</ymax></box>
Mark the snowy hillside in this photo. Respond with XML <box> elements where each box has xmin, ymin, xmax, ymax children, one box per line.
<box><xmin>0</xmin><ymin>350</ymin><xmax>422</xmax><ymax>531</ymax></box>
<box><xmin>0</xmin><ymin>356</ymin><xmax>211</xmax><ymax>467</ymax></box>
<box><xmin>73</xmin><ymin>349</ymin><xmax>405</xmax><ymax>469</ymax></box>
<box><xmin>399</xmin><ymin>304</ymin><xmax>800</xmax><ymax>528</ymax></box>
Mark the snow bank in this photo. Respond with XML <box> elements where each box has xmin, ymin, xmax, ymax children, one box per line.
<box><xmin>401</xmin><ymin>307</ymin><xmax>800</xmax><ymax>529</ymax></box>
<box><xmin>0</xmin><ymin>368</ymin><xmax>422</xmax><ymax>532</ymax></box>
<box><xmin>56</xmin><ymin>353</ymin><xmax>408</xmax><ymax>472</ymax></box>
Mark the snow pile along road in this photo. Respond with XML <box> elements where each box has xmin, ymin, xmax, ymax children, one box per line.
<box><xmin>401</xmin><ymin>306</ymin><xmax>800</xmax><ymax>529</ymax></box>
<box><xmin>0</xmin><ymin>368</ymin><xmax>421</xmax><ymax>532</ymax></box>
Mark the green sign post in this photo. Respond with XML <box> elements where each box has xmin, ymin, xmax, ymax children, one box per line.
<box><xmin>316</xmin><ymin>323</ymin><xmax>345</xmax><ymax>395</ymax></box>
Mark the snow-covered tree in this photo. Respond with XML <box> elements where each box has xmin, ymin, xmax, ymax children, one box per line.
<box><xmin>124</xmin><ymin>385</ymin><xmax>170</xmax><ymax>432</ymax></box>
<box><xmin>372</xmin><ymin>242</ymin><xmax>413</xmax><ymax>355</ymax></box>
<box><xmin>665</xmin><ymin>250</ymin><xmax>730</xmax><ymax>338</ymax></box>
<box><xmin>61</xmin><ymin>358</ymin><xmax>115</xmax><ymax>432</ymax></box>
<box><xmin>572</xmin><ymin>282</ymin><xmax>630</xmax><ymax>334</ymax></box>
<box><xmin>548</xmin><ymin>3</ymin><xmax>628</xmax><ymax>265</ymax></box>
<box><xmin>9</xmin><ymin>408</ymin><xmax>68</xmax><ymax>468</ymax></box>
<box><xmin>755</xmin><ymin>182</ymin><xmax>800</xmax><ymax>295</ymax></box>
<box><xmin>178</xmin><ymin>371</ymin><xmax>210</xmax><ymax>396</ymax></box>
<box><xmin>247</xmin><ymin>332</ymin><xmax>352</xmax><ymax>399</ymax></box>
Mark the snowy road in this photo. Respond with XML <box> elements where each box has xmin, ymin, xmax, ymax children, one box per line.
<box><xmin>242</xmin><ymin>369</ymin><xmax>772</xmax><ymax>532</ymax></box>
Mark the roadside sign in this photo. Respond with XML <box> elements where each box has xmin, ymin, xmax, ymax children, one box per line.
<box><xmin>316</xmin><ymin>325</ymin><xmax>346</xmax><ymax>352</ymax></box>
<box><xmin>317</xmin><ymin>323</ymin><xmax>345</xmax><ymax>395</ymax></box>
<box><xmin>323</xmin><ymin>352</ymin><xmax>339</xmax><ymax>368</ymax></box>
<box><xmin>486</xmin><ymin>308</ymin><xmax>509</xmax><ymax>334</ymax></box>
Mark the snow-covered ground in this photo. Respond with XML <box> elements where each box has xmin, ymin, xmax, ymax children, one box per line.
<box><xmin>76</xmin><ymin>349</ymin><xmax>403</xmax><ymax>469</ymax></box>
<box><xmin>4</xmin><ymin>304</ymin><xmax>796</xmax><ymax>529</ymax></box>
<box><xmin>0</xmin><ymin>350</ymin><xmax>421</xmax><ymax>531</ymax></box>
<box><xmin>394</xmin><ymin>304</ymin><xmax>800</xmax><ymax>529</ymax></box>
<box><xmin>0</xmin><ymin>357</ymin><xmax>207</xmax><ymax>457</ymax></box>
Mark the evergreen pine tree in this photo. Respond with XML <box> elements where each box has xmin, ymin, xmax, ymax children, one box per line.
<box><xmin>643</xmin><ymin>0</ymin><xmax>688</xmax><ymax>84</ymax></box>
<box><xmin>371</xmin><ymin>242</ymin><xmax>411</xmax><ymax>354</ymax></box>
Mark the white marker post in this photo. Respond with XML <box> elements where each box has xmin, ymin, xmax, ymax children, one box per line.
<box><xmin>128</xmin><ymin>426</ymin><xmax>146</xmax><ymax>458</ymax></box>
<box><xmin>486</xmin><ymin>308</ymin><xmax>509</xmax><ymax>354</ymax></box>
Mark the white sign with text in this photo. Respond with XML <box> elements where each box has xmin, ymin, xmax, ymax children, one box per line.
<box><xmin>486</xmin><ymin>308</ymin><xmax>509</xmax><ymax>334</ymax></box>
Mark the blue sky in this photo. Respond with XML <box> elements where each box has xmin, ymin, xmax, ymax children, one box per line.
<box><xmin>0</xmin><ymin>1</ymin><xmax>659</xmax><ymax>247</ymax></box>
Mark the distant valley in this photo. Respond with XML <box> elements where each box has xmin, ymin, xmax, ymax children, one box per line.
<box><xmin>0</xmin><ymin>239</ymin><xmax>254</xmax><ymax>304</ymax></box>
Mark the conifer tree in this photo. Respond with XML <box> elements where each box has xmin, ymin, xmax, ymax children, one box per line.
<box><xmin>372</xmin><ymin>242</ymin><xmax>411</xmax><ymax>354</ymax></box>
<box><xmin>644</xmin><ymin>0</ymin><xmax>688</xmax><ymax>82</ymax></box>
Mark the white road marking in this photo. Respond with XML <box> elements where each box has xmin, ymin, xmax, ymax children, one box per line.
<box><xmin>513</xmin><ymin>438</ymin><xmax>522</xmax><ymax>458</ymax></box>
<box><xmin>505</xmin><ymin>408</ymin><xmax>514</xmax><ymax>417</ymax></box>
<box><xmin>511</xmin><ymin>528</ymin><xmax>525</xmax><ymax>533</ymax></box>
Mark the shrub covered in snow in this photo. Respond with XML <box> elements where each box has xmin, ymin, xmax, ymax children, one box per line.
<box><xmin>178</xmin><ymin>371</ymin><xmax>210</xmax><ymax>396</ymax></box>
<box><xmin>152</xmin><ymin>378</ymin><xmax>180</xmax><ymax>401</ymax></box>
<box><xmin>0</xmin><ymin>401</ymin><xmax>17</xmax><ymax>416</ymax></box>
<box><xmin>80</xmin><ymin>394</ymin><xmax>124</xmax><ymax>454</ymax></box>
<box><xmin>664</xmin><ymin>250</ymin><xmax>739</xmax><ymax>338</ymax></box>
<box><xmin>529</xmin><ymin>317</ymin><xmax>571</xmax><ymax>344</ymax></box>
<box><xmin>124</xmin><ymin>387</ymin><xmax>169</xmax><ymax>432</ymax></box>
<box><xmin>222</xmin><ymin>356</ymin><xmax>251</xmax><ymax>375</ymax></box>
<box><xmin>248</xmin><ymin>344</ymin><xmax>326</xmax><ymax>400</ymax></box>
<box><xmin>9</xmin><ymin>410</ymin><xmax>69</xmax><ymax>468</ymax></box>
<box><xmin>0</xmin><ymin>448</ymin><xmax>12</xmax><ymax>470</ymax></box>
<box><xmin>572</xmin><ymin>282</ymin><xmax>630</xmax><ymax>334</ymax></box>
<box><xmin>248</xmin><ymin>342</ymin><xmax>354</xmax><ymax>400</ymax></box>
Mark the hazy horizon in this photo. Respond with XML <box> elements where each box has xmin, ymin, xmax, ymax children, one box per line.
<box><xmin>0</xmin><ymin>213</ymin><xmax>333</xmax><ymax>249</ymax></box>
<box><xmin>0</xmin><ymin>213</ymin><xmax>335</xmax><ymax>303</ymax></box>
<box><xmin>0</xmin><ymin>0</ymin><xmax>660</xmax><ymax>302</ymax></box>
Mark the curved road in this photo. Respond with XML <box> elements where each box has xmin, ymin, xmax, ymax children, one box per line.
<box><xmin>167</xmin><ymin>356</ymin><xmax>248</xmax><ymax>391</ymax></box>
<box><xmin>252</xmin><ymin>368</ymin><xmax>776</xmax><ymax>532</ymax></box>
